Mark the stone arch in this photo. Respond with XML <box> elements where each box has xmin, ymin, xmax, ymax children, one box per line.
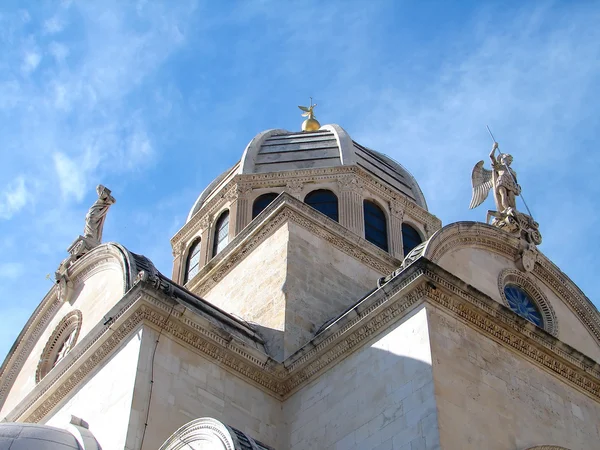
<box><xmin>160</xmin><ymin>417</ymin><xmax>273</xmax><ymax>450</ymax></box>
<box><xmin>0</xmin><ymin>242</ymin><xmax>153</xmax><ymax>408</ymax></box>
<box><xmin>498</xmin><ymin>269</ymin><xmax>558</xmax><ymax>336</ymax></box>
<box><xmin>36</xmin><ymin>310</ymin><xmax>83</xmax><ymax>383</ymax></box>
<box><xmin>419</xmin><ymin>221</ymin><xmax>600</xmax><ymax>346</ymax></box>
<box><xmin>525</xmin><ymin>446</ymin><xmax>571</xmax><ymax>450</ymax></box>
<box><xmin>363</xmin><ymin>198</ymin><xmax>389</xmax><ymax>252</ymax></box>
<box><xmin>304</xmin><ymin>189</ymin><xmax>339</xmax><ymax>222</ymax></box>
<box><xmin>401</xmin><ymin>221</ymin><xmax>423</xmax><ymax>257</ymax></box>
<box><xmin>212</xmin><ymin>209</ymin><xmax>231</xmax><ymax>257</ymax></box>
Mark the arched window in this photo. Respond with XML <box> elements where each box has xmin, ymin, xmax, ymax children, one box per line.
<box><xmin>304</xmin><ymin>189</ymin><xmax>338</xmax><ymax>222</ymax></box>
<box><xmin>402</xmin><ymin>223</ymin><xmax>422</xmax><ymax>257</ymax></box>
<box><xmin>212</xmin><ymin>211</ymin><xmax>230</xmax><ymax>257</ymax></box>
<box><xmin>184</xmin><ymin>239</ymin><xmax>201</xmax><ymax>284</ymax></box>
<box><xmin>252</xmin><ymin>193</ymin><xmax>279</xmax><ymax>219</ymax></box>
<box><xmin>504</xmin><ymin>284</ymin><xmax>544</xmax><ymax>327</ymax></box>
<box><xmin>364</xmin><ymin>200</ymin><xmax>388</xmax><ymax>251</ymax></box>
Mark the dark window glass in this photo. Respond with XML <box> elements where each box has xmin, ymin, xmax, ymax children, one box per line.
<box><xmin>504</xmin><ymin>284</ymin><xmax>543</xmax><ymax>327</ymax></box>
<box><xmin>364</xmin><ymin>200</ymin><xmax>388</xmax><ymax>251</ymax></box>
<box><xmin>402</xmin><ymin>224</ymin><xmax>422</xmax><ymax>257</ymax></box>
<box><xmin>252</xmin><ymin>193</ymin><xmax>279</xmax><ymax>219</ymax></box>
<box><xmin>184</xmin><ymin>239</ymin><xmax>201</xmax><ymax>284</ymax></box>
<box><xmin>212</xmin><ymin>211</ymin><xmax>230</xmax><ymax>257</ymax></box>
<box><xmin>305</xmin><ymin>190</ymin><xmax>338</xmax><ymax>222</ymax></box>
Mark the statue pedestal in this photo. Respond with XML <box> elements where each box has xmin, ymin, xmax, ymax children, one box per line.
<box><xmin>55</xmin><ymin>236</ymin><xmax>101</xmax><ymax>293</ymax></box>
<box><xmin>66</xmin><ymin>235</ymin><xmax>100</xmax><ymax>260</ymax></box>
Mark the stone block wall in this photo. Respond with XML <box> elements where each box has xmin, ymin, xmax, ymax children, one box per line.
<box><xmin>283</xmin><ymin>306</ymin><xmax>440</xmax><ymax>450</ymax></box>
<box><xmin>130</xmin><ymin>327</ymin><xmax>282</xmax><ymax>450</ymax></box>
<box><xmin>1</xmin><ymin>266</ymin><xmax>126</xmax><ymax>417</ymax></box>
<box><xmin>283</xmin><ymin>221</ymin><xmax>383</xmax><ymax>359</ymax></box>
<box><xmin>44</xmin><ymin>328</ymin><xmax>142</xmax><ymax>450</ymax></box>
<box><xmin>204</xmin><ymin>221</ymin><xmax>384</xmax><ymax>361</ymax></box>
<box><xmin>428</xmin><ymin>306</ymin><xmax>600</xmax><ymax>450</ymax></box>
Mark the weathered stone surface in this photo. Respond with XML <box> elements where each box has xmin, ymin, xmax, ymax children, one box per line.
<box><xmin>429</xmin><ymin>306</ymin><xmax>600</xmax><ymax>450</ymax></box>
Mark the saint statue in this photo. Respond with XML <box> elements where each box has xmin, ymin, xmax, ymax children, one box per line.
<box><xmin>84</xmin><ymin>185</ymin><xmax>116</xmax><ymax>244</ymax></box>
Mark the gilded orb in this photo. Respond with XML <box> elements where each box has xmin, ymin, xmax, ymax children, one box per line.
<box><xmin>302</xmin><ymin>117</ymin><xmax>321</xmax><ymax>132</ymax></box>
<box><xmin>298</xmin><ymin>99</ymin><xmax>321</xmax><ymax>132</ymax></box>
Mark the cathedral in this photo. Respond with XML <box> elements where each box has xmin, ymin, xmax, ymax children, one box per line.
<box><xmin>1</xmin><ymin>108</ymin><xmax>599</xmax><ymax>450</ymax></box>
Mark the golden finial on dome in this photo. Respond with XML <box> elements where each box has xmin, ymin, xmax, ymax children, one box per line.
<box><xmin>298</xmin><ymin>97</ymin><xmax>321</xmax><ymax>132</ymax></box>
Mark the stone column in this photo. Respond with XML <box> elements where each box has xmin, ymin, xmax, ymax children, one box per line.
<box><xmin>389</xmin><ymin>199</ymin><xmax>404</xmax><ymax>260</ymax></box>
<box><xmin>338</xmin><ymin>175</ymin><xmax>365</xmax><ymax>237</ymax></box>
<box><xmin>233</xmin><ymin>185</ymin><xmax>253</xmax><ymax>235</ymax></box>
<box><xmin>171</xmin><ymin>241</ymin><xmax>186</xmax><ymax>283</ymax></box>
<box><xmin>199</xmin><ymin>216</ymin><xmax>212</xmax><ymax>265</ymax></box>
<box><xmin>285</xmin><ymin>180</ymin><xmax>304</xmax><ymax>200</ymax></box>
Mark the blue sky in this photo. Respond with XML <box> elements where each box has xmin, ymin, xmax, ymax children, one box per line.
<box><xmin>1</xmin><ymin>0</ymin><xmax>600</xmax><ymax>362</ymax></box>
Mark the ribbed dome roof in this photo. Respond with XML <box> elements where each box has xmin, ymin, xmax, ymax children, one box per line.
<box><xmin>187</xmin><ymin>124</ymin><xmax>427</xmax><ymax>222</ymax></box>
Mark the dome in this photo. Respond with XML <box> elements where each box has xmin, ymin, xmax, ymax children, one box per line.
<box><xmin>0</xmin><ymin>423</ymin><xmax>82</xmax><ymax>449</ymax></box>
<box><xmin>187</xmin><ymin>124</ymin><xmax>427</xmax><ymax>222</ymax></box>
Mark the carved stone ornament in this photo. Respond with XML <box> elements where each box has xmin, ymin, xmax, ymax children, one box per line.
<box><xmin>389</xmin><ymin>199</ymin><xmax>404</xmax><ymax>218</ymax></box>
<box><xmin>36</xmin><ymin>310</ymin><xmax>82</xmax><ymax>383</ymax></box>
<box><xmin>285</xmin><ymin>180</ymin><xmax>304</xmax><ymax>198</ymax></box>
<box><xmin>470</xmin><ymin>143</ymin><xmax>542</xmax><ymax>246</ymax></box>
<box><xmin>498</xmin><ymin>268</ymin><xmax>558</xmax><ymax>336</ymax></box>
<box><xmin>83</xmin><ymin>185</ymin><xmax>116</xmax><ymax>244</ymax></box>
<box><xmin>337</xmin><ymin>175</ymin><xmax>363</xmax><ymax>192</ymax></box>
<box><xmin>55</xmin><ymin>185</ymin><xmax>116</xmax><ymax>281</ymax></box>
<box><xmin>517</xmin><ymin>242</ymin><xmax>538</xmax><ymax>273</ymax></box>
<box><xmin>172</xmin><ymin>240</ymin><xmax>187</xmax><ymax>258</ymax></box>
<box><xmin>236</xmin><ymin>184</ymin><xmax>253</xmax><ymax>197</ymax></box>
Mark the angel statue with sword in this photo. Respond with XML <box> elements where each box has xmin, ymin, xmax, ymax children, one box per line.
<box><xmin>470</xmin><ymin>141</ymin><xmax>541</xmax><ymax>245</ymax></box>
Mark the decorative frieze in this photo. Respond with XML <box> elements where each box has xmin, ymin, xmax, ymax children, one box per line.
<box><xmin>171</xmin><ymin>166</ymin><xmax>441</xmax><ymax>254</ymax></box>
<box><xmin>13</xmin><ymin>258</ymin><xmax>600</xmax><ymax>424</ymax></box>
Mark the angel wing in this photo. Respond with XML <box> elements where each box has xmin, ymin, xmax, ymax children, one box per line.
<box><xmin>469</xmin><ymin>160</ymin><xmax>494</xmax><ymax>209</ymax></box>
<box><xmin>298</xmin><ymin>106</ymin><xmax>310</xmax><ymax>112</ymax></box>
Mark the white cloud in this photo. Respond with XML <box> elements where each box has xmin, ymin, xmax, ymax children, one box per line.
<box><xmin>53</xmin><ymin>152</ymin><xmax>87</xmax><ymax>201</ymax></box>
<box><xmin>21</xmin><ymin>50</ymin><xmax>41</xmax><ymax>74</ymax></box>
<box><xmin>0</xmin><ymin>177</ymin><xmax>30</xmax><ymax>220</ymax></box>
<box><xmin>43</xmin><ymin>16</ymin><xmax>65</xmax><ymax>34</ymax></box>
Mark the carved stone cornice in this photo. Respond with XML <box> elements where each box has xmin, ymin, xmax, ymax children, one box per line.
<box><xmin>284</xmin><ymin>180</ymin><xmax>303</xmax><ymax>198</ymax></box>
<box><xmin>422</xmin><ymin>222</ymin><xmax>600</xmax><ymax>346</ymax></box>
<box><xmin>389</xmin><ymin>199</ymin><xmax>404</xmax><ymax>219</ymax></box>
<box><xmin>186</xmin><ymin>195</ymin><xmax>399</xmax><ymax>295</ymax></box>
<box><xmin>171</xmin><ymin>165</ymin><xmax>441</xmax><ymax>256</ymax></box>
<box><xmin>0</xmin><ymin>294</ymin><xmax>61</xmax><ymax>408</ymax></box>
<box><xmin>337</xmin><ymin>174</ymin><xmax>364</xmax><ymax>193</ymax></box>
<box><xmin>8</xmin><ymin>258</ymin><xmax>600</xmax><ymax>424</ymax></box>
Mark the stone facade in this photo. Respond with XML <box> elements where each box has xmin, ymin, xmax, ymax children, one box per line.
<box><xmin>1</xmin><ymin>124</ymin><xmax>599</xmax><ymax>450</ymax></box>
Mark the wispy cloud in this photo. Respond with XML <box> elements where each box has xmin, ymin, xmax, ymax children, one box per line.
<box><xmin>0</xmin><ymin>177</ymin><xmax>30</xmax><ymax>220</ymax></box>
<box><xmin>0</xmin><ymin>1</ymin><xmax>196</xmax><ymax>359</ymax></box>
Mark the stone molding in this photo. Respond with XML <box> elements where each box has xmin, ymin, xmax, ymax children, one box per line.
<box><xmin>0</xmin><ymin>243</ymin><xmax>148</xmax><ymax>417</ymax></box>
<box><xmin>421</xmin><ymin>222</ymin><xmax>600</xmax><ymax>346</ymax></box>
<box><xmin>159</xmin><ymin>417</ymin><xmax>236</xmax><ymax>450</ymax></box>
<box><xmin>525</xmin><ymin>447</ymin><xmax>571</xmax><ymax>450</ymax></box>
<box><xmin>498</xmin><ymin>269</ymin><xmax>558</xmax><ymax>336</ymax></box>
<box><xmin>36</xmin><ymin>310</ymin><xmax>83</xmax><ymax>383</ymax></box>
<box><xmin>185</xmin><ymin>194</ymin><xmax>400</xmax><ymax>296</ymax></box>
<box><xmin>9</xmin><ymin>259</ymin><xmax>600</xmax><ymax>424</ymax></box>
<box><xmin>0</xmin><ymin>243</ymin><xmax>134</xmax><ymax>411</ymax></box>
<box><xmin>0</xmin><ymin>294</ymin><xmax>61</xmax><ymax>409</ymax></box>
<box><xmin>171</xmin><ymin>165</ymin><xmax>441</xmax><ymax>252</ymax></box>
